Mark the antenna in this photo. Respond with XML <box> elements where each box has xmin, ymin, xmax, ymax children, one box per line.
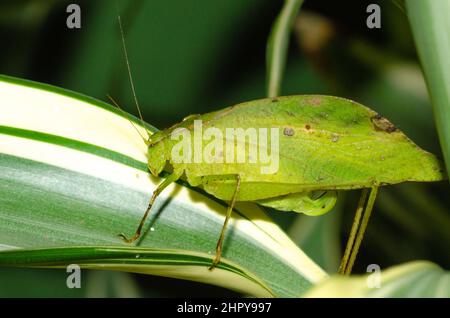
<box><xmin>107</xmin><ymin>94</ymin><xmax>148</xmax><ymax>144</ymax></box>
<box><xmin>116</xmin><ymin>11</ymin><xmax>150</xmax><ymax>141</ymax></box>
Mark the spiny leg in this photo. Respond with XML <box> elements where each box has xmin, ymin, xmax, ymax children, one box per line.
<box><xmin>338</xmin><ymin>188</ymin><xmax>369</xmax><ymax>275</ymax></box>
<box><xmin>344</xmin><ymin>186</ymin><xmax>378</xmax><ymax>275</ymax></box>
<box><xmin>119</xmin><ymin>170</ymin><xmax>182</xmax><ymax>243</ymax></box>
<box><xmin>209</xmin><ymin>175</ymin><xmax>241</xmax><ymax>270</ymax></box>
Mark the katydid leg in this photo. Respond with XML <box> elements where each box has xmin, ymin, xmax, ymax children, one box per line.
<box><xmin>345</xmin><ymin>186</ymin><xmax>378</xmax><ymax>275</ymax></box>
<box><xmin>119</xmin><ymin>170</ymin><xmax>183</xmax><ymax>243</ymax></box>
<box><xmin>338</xmin><ymin>188</ymin><xmax>369</xmax><ymax>274</ymax></box>
<box><xmin>209</xmin><ymin>174</ymin><xmax>241</xmax><ymax>270</ymax></box>
<box><xmin>338</xmin><ymin>187</ymin><xmax>378</xmax><ymax>275</ymax></box>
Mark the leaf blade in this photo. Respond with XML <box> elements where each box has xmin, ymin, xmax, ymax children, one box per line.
<box><xmin>303</xmin><ymin>261</ymin><xmax>450</xmax><ymax>298</ymax></box>
<box><xmin>0</xmin><ymin>74</ymin><xmax>327</xmax><ymax>297</ymax></box>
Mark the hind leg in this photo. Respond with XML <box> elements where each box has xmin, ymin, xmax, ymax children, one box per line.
<box><xmin>338</xmin><ymin>186</ymin><xmax>379</xmax><ymax>275</ymax></box>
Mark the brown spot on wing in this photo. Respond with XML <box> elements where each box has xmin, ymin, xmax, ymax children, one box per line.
<box><xmin>310</xmin><ymin>97</ymin><xmax>322</xmax><ymax>106</ymax></box>
<box><xmin>371</xmin><ymin>114</ymin><xmax>397</xmax><ymax>133</ymax></box>
<box><xmin>283</xmin><ymin>127</ymin><xmax>295</xmax><ymax>136</ymax></box>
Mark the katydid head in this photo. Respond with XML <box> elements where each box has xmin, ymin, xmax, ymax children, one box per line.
<box><xmin>146</xmin><ymin>119</ymin><xmax>194</xmax><ymax>177</ymax></box>
<box><xmin>114</xmin><ymin>11</ymin><xmax>199</xmax><ymax>179</ymax></box>
<box><xmin>147</xmin><ymin>131</ymin><xmax>168</xmax><ymax>176</ymax></box>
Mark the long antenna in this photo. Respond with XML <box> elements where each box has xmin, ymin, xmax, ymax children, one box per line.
<box><xmin>116</xmin><ymin>12</ymin><xmax>150</xmax><ymax>141</ymax></box>
<box><xmin>107</xmin><ymin>94</ymin><xmax>148</xmax><ymax>144</ymax></box>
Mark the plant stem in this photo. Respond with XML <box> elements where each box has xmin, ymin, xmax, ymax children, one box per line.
<box><xmin>266</xmin><ymin>0</ymin><xmax>304</xmax><ymax>97</ymax></box>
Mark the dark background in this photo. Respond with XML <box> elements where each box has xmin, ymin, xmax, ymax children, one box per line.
<box><xmin>0</xmin><ymin>0</ymin><xmax>448</xmax><ymax>297</ymax></box>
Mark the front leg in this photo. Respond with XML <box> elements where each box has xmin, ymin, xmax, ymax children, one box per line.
<box><xmin>119</xmin><ymin>169</ymin><xmax>184</xmax><ymax>243</ymax></box>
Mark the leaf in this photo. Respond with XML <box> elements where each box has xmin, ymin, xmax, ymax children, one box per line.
<box><xmin>0</xmin><ymin>74</ymin><xmax>327</xmax><ymax>297</ymax></box>
<box><xmin>303</xmin><ymin>261</ymin><xmax>450</xmax><ymax>297</ymax></box>
<box><xmin>266</xmin><ymin>0</ymin><xmax>304</xmax><ymax>97</ymax></box>
<box><xmin>406</xmin><ymin>0</ymin><xmax>450</xmax><ymax>180</ymax></box>
<box><xmin>0</xmin><ymin>247</ymin><xmax>271</xmax><ymax>297</ymax></box>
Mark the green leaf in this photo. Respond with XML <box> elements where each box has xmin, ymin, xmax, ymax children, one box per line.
<box><xmin>266</xmin><ymin>0</ymin><xmax>304</xmax><ymax>97</ymax></box>
<box><xmin>303</xmin><ymin>261</ymin><xmax>450</xmax><ymax>297</ymax></box>
<box><xmin>406</xmin><ymin>0</ymin><xmax>450</xmax><ymax>180</ymax></box>
<box><xmin>0</xmin><ymin>74</ymin><xmax>327</xmax><ymax>297</ymax></box>
<box><xmin>0</xmin><ymin>247</ymin><xmax>270</xmax><ymax>297</ymax></box>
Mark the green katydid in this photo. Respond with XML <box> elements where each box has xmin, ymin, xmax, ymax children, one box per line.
<box><xmin>112</xmin><ymin>16</ymin><xmax>445</xmax><ymax>275</ymax></box>
<box><xmin>116</xmin><ymin>94</ymin><xmax>445</xmax><ymax>273</ymax></box>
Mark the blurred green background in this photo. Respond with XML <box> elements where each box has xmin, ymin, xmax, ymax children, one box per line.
<box><xmin>0</xmin><ymin>0</ymin><xmax>449</xmax><ymax>297</ymax></box>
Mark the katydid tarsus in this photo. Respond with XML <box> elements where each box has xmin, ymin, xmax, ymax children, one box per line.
<box><xmin>113</xmin><ymin>16</ymin><xmax>445</xmax><ymax>274</ymax></box>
